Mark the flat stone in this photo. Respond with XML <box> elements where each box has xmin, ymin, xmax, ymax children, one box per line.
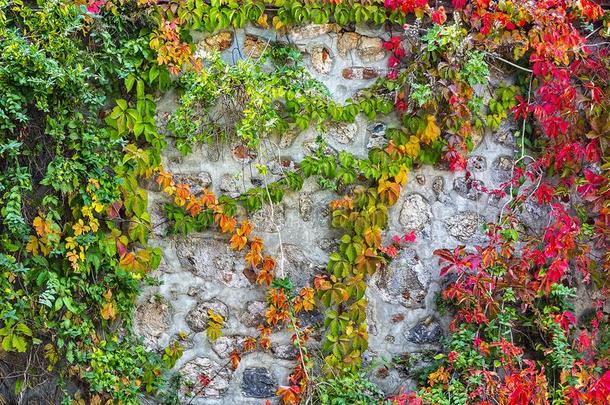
<box><xmin>185</xmin><ymin>299</ymin><xmax>229</xmax><ymax>332</ymax></box>
<box><xmin>399</xmin><ymin>194</ymin><xmax>432</xmax><ymax>231</ymax></box>
<box><xmin>357</xmin><ymin>36</ymin><xmax>385</xmax><ymax>62</ymax></box>
<box><xmin>406</xmin><ymin>319</ymin><xmax>442</xmax><ymax>345</ymax></box>
<box><xmin>241</xmin><ymin>367</ymin><xmax>276</xmax><ymax>398</ymax></box>
<box><xmin>445</xmin><ymin>211</ymin><xmax>483</xmax><ymax>241</ymax></box>
<box><xmin>181</xmin><ymin>357</ymin><xmax>233</xmax><ymax>398</ymax></box>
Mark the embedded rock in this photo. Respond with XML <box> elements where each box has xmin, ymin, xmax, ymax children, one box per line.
<box><xmin>375</xmin><ymin>249</ymin><xmax>429</xmax><ymax>309</ymax></box>
<box><xmin>399</xmin><ymin>194</ymin><xmax>432</xmax><ymax>231</ymax></box>
<box><xmin>467</xmin><ymin>155</ymin><xmax>487</xmax><ymax>172</ymax></box>
<box><xmin>311</xmin><ymin>46</ymin><xmax>333</xmax><ymax>74</ymax></box>
<box><xmin>357</xmin><ymin>36</ymin><xmax>385</xmax><ymax>62</ymax></box>
<box><xmin>337</xmin><ymin>32</ymin><xmax>361</xmax><ymax>57</ymax></box>
<box><xmin>134</xmin><ymin>296</ymin><xmax>171</xmax><ymax>347</ymax></box>
<box><xmin>251</xmin><ymin>203</ymin><xmax>286</xmax><ymax>232</ymax></box>
<box><xmin>173</xmin><ymin>172</ymin><xmax>213</xmax><ymax>195</ymax></box>
<box><xmin>453</xmin><ymin>177</ymin><xmax>483</xmax><ymax>201</ymax></box>
<box><xmin>299</xmin><ymin>193</ymin><xmax>314</xmax><ymax>222</ymax></box>
<box><xmin>327</xmin><ymin>121</ymin><xmax>357</xmax><ymax>144</ymax></box>
<box><xmin>240</xmin><ymin>300</ymin><xmax>266</xmax><ymax>328</ymax></box>
<box><xmin>445</xmin><ymin>211</ymin><xmax>483</xmax><ymax>241</ymax></box>
<box><xmin>185</xmin><ymin>299</ymin><xmax>229</xmax><ymax>333</ymax></box>
<box><xmin>288</xmin><ymin>24</ymin><xmax>340</xmax><ymax>42</ymax></box>
<box><xmin>181</xmin><ymin>357</ymin><xmax>233</xmax><ymax>398</ymax></box>
<box><xmin>241</xmin><ymin>367</ymin><xmax>276</xmax><ymax>398</ymax></box>
<box><xmin>243</xmin><ymin>35</ymin><xmax>266</xmax><ymax>59</ymax></box>
<box><xmin>202</xmin><ymin>31</ymin><xmax>233</xmax><ymax>52</ymax></box>
<box><xmin>406</xmin><ymin>319</ymin><xmax>442</xmax><ymax>345</ymax></box>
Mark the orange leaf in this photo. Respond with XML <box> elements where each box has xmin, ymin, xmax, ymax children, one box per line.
<box><xmin>218</xmin><ymin>215</ymin><xmax>236</xmax><ymax>233</ymax></box>
<box><xmin>230</xmin><ymin>233</ymin><xmax>248</xmax><ymax>251</ymax></box>
<box><xmin>277</xmin><ymin>385</ymin><xmax>301</xmax><ymax>405</ymax></box>
<box><xmin>243</xmin><ymin>337</ymin><xmax>257</xmax><ymax>352</ymax></box>
<box><xmin>245</xmin><ymin>249</ymin><xmax>262</xmax><ymax>267</ymax></box>
<box><xmin>229</xmin><ymin>348</ymin><xmax>240</xmax><ymax>370</ymax></box>
<box><xmin>175</xmin><ymin>183</ymin><xmax>190</xmax><ymax>200</ymax></box>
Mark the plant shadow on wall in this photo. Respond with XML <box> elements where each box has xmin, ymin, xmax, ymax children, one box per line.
<box><xmin>1</xmin><ymin>0</ymin><xmax>610</xmax><ymax>404</ymax></box>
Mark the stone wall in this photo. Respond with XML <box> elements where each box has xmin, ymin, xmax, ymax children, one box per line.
<box><xmin>135</xmin><ymin>23</ymin><xmax>518</xmax><ymax>404</ymax></box>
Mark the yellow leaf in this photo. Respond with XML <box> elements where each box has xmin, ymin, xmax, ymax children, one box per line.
<box><xmin>26</xmin><ymin>236</ymin><xmax>39</xmax><ymax>255</ymax></box>
<box><xmin>419</xmin><ymin>114</ymin><xmax>441</xmax><ymax>145</ymax></box>
<box><xmin>257</xmin><ymin>13</ymin><xmax>269</xmax><ymax>28</ymax></box>
<box><xmin>101</xmin><ymin>302</ymin><xmax>117</xmax><ymax>320</ymax></box>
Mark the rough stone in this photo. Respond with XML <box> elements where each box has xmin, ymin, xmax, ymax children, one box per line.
<box><xmin>281</xmin><ymin>244</ymin><xmax>319</xmax><ymax>288</ymax></box>
<box><xmin>453</xmin><ymin>177</ymin><xmax>483</xmax><ymax>201</ymax></box>
<box><xmin>181</xmin><ymin>357</ymin><xmax>233</xmax><ymax>398</ymax></box>
<box><xmin>337</xmin><ymin>32</ymin><xmax>361</xmax><ymax>57</ymax></box>
<box><xmin>219</xmin><ymin>174</ymin><xmax>240</xmax><ymax>197</ymax></box>
<box><xmin>134</xmin><ymin>295</ymin><xmax>171</xmax><ymax>347</ymax></box>
<box><xmin>251</xmin><ymin>203</ymin><xmax>286</xmax><ymax>232</ymax></box>
<box><xmin>366</xmin><ymin>122</ymin><xmax>388</xmax><ymax>149</ymax></box>
<box><xmin>231</xmin><ymin>142</ymin><xmax>257</xmax><ymax>163</ymax></box>
<box><xmin>467</xmin><ymin>155</ymin><xmax>487</xmax><ymax>172</ymax></box>
<box><xmin>496</xmin><ymin>155</ymin><xmax>513</xmax><ymax>171</ymax></box>
<box><xmin>299</xmin><ymin>193</ymin><xmax>314</xmax><ymax>222</ymax></box>
<box><xmin>279</xmin><ymin>129</ymin><xmax>300</xmax><ymax>149</ymax></box>
<box><xmin>375</xmin><ymin>249</ymin><xmax>428</xmax><ymax>308</ymax></box>
<box><xmin>399</xmin><ymin>194</ymin><xmax>432</xmax><ymax>231</ymax></box>
<box><xmin>202</xmin><ymin>31</ymin><xmax>233</xmax><ymax>52</ymax></box>
<box><xmin>176</xmin><ymin>238</ymin><xmax>252</xmax><ymax>288</ymax></box>
<box><xmin>311</xmin><ymin>46</ymin><xmax>333</xmax><ymax>74</ymax></box>
<box><xmin>243</xmin><ymin>35</ymin><xmax>267</xmax><ymax>59</ymax></box>
<box><xmin>272</xmin><ymin>344</ymin><xmax>298</xmax><ymax>360</ymax></box>
<box><xmin>240</xmin><ymin>300</ymin><xmax>266</xmax><ymax>328</ymax></box>
<box><xmin>185</xmin><ymin>299</ymin><xmax>229</xmax><ymax>332</ymax></box>
<box><xmin>406</xmin><ymin>319</ymin><xmax>442</xmax><ymax>345</ymax></box>
<box><xmin>327</xmin><ymin>121</ymin><xmax>357</xmax><ymax>144</ymax></box>
<box><xmin>445</xmin><ymin>211</ymin><xmax>483</xmax><ymax>241</ymax></box>
<box><xmin>173</xmin><ymin>172</ymin><xmax>213</xmax><ymax>195</ymax></box>
<box><xmin>432</xmin><ymin>176</ymin><xmax>444</xmax><ymax>195</ymax></box>
<box><xmin>241</xmin><ymin>367</ymin><xmax>276</xmax><ymax>398</ymax></box>
<box><xmin>357</xmin><ymin>36</ymin><xmax>385</xmax><ymax>62</ymax></box>
<box><xmin>288</xmin><ymin>24</ymin><xmax>340</xmax><ymax>42</ymax></box>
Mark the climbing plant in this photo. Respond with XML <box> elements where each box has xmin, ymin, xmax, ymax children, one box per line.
<box><xmin>1</xmin><ymin>0</ymin><xmax>610</xmax><ymax>404</ymax></box>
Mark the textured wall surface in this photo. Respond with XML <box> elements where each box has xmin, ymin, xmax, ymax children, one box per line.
<box><xmin>135</xmin><ymin>24</ymin><xmax>521</xmax><ymax>404</ymax></box>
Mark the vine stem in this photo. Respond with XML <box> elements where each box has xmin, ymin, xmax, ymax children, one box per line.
<box><xmin>486</xmin><ymin>53</ymin><xmax>534</xmax><ymax>73</ymax></box>
<box><xmin>259</xmin><ymin>142</ymin><xmax>310</xmax><ymax>387</ymax></box>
